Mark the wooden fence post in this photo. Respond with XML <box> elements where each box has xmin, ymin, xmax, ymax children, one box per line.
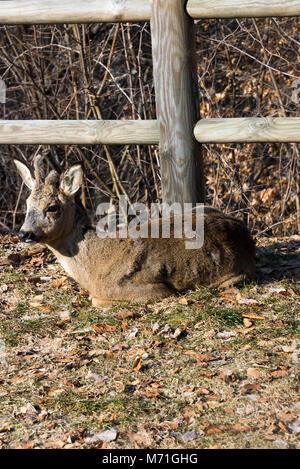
<box><xmin>151</xmin><ymin>0</ymin><xmax>204</xmax><ymax>207</ymax></box>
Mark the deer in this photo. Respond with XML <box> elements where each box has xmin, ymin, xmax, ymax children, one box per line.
<box><xmin>14</xmin><ymin>155</ymin><xmax>256</xmax><ymax>306</ymax></box>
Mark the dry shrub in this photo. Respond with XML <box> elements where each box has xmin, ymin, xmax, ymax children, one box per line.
<box><xmin>0</xmin><ymin>19</ymin><xmax>299</xmax><ymax>235</ymax></box>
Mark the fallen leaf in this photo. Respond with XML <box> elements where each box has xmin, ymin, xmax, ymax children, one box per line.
<box><xmin>29</xmin><ymin>294</ymin><xmax>44</xmax><ymax>307</ymax></box>
<box><xmin>241</xmin><ymin>383</ymin><xmax>261</xmax><ymax>393</ymax></box>
<box><xmin>271</xmin><ymin>368</ymin><xmax>288</xmax><ymax>379</ymax></box>
<box><xmin>20</xmin><ymin>441</ymin><xmax>35</xmax><ymax>449</ymax></box>
<box><xmin>243</xmin><ymin>318</ymin><xmax>253</xmax><ymax>327</ymax></box>
<box><xmin>113</xmin><ymin>310</ymin><xmax>138</xmax><ymax>320</ymax></box>
<box><xmin>230</xmin><ymin>424</ymin><xmax>250</xmax><ymax>434</ymax></box>
<box><xmin>204</xmin><ymin>424</ymin><xmax>226</xmax><ymax>435</ymax></box>
<box><xmin>92</xmin><ymin>323</ymin><xmax>116</xmax><ymax>334</ymax></box>
<box><xmin>196</xmin><ymin>387</ymin><xmax>210</xmax><ymax>395</ymax></box>
<box><xmin>178</xmin><ymin>298</ymin><xmax>193</xmax><ymax>305</ymax></box>
<box><xmin>36</xmin><ymin>305</ymin><xmax>52</xmax><ymax>313</ymax></box>
<box><xmin>55</xmin><ymin>310</ymin><xmax>72</xmax><ymax>321</ymax></box>
<box><xmin>0</xmin><ymin>424</ymin><xmax>12</xmax><ymax>433</ymax></box>
<box><xmin>43</xmin><ymin>440</ymin><xmax>66</xmax><ymax>449</ymax></box>
<box><xmin>247</xmin><ymin>367</ymin><xmax>261</xmax><ymax>380</ymax></box>
<box><xmin>203</xmin><ymin>329</ymin><xmax>216</xmax><ymax>338</ymax></box>
<box><xmin>242</xmin><ymin>312</ymin><xmax>266</xmax><ymax>320</ymax></box>
<box><xmin>48</xmin><ymin>388</ymin><xmax>65</xmax><ymax>397</ymax></box>
<box><xmin>224</xmin><ymin>408</ymin><xmax>234</xmax><ymax>414</ymax></box>
<box><xmin>132</xmin><ymin>356</ymin><xmax>142</xmax><ymax>371</ymax></box>
<box><xmin>20</xmin><ymin>403</ymin><xmax>40</xmax><ymax>418</ymax></box>
<box><xmin>51</xmin><ymin>277</ymin><xmax>69</xmax><ymax>288</ymax></box>
<box><xmin>185</xmin><ymin>350</ymin><xmax>216</xmax><ymax>362</ymax></box>
<box><xmin>278</xmin><ymin>421</ymin><xmax>288</xmax><ymax>433</ymax></box>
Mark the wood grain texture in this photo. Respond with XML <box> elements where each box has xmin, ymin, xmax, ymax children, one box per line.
<box><xmin>194</xmin><ymin>117</ymin><xmax>300</xmax><ymax>143</ymax></box>
<box><xmin>151</xmin><ymin>0</ymin><xmax>204</xmax><ymax>206</ymax></box>
<box><xmin>187</xmin><ymin>0</ymin><xmax>300</xmax><ymax>18</ymax></box>
<box><xmin>1</xmin><ymin>0</ymin><xmax>300</xmax><ymax>23</ymax></box>
<box><xmin>0</xmin><ymin>120</ymin><xmax>159</xmax><ymax>144</ymax></box>
<box><xmin>0</xmin><ymin>0</ymin><xmax>151</xmax><ymax>23</ymax></box>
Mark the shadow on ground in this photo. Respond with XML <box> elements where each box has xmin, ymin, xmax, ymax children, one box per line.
<box><xmin>256</xmin><ymin>238</ymin><xmax>300</xmax><ymax>284</ymax></box>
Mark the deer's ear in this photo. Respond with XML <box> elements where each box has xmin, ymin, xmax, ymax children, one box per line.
<box><xmin>14</xmin><ymin>160</ymin><xmax>35</xmax><ymax>190</ymax></box>
<box><xmin>60</xmin><ymin>165</ymin><xmax>83</xmax><ymax>196</ymax></box>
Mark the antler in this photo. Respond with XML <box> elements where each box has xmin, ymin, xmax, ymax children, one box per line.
<box><xmin>33</xmin><ymin>154</ymin><xmax>47</xmax><ymax>183</ymax></box>
<box><xmin>45</xmin><ymin>169</ymin><xmax>59</xmax><ymax>186</ymax></box>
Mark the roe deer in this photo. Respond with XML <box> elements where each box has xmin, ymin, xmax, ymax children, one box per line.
<box><xmin>15</xmin><ymin>156</ymin><xmax>256</xmax><ymax>305</ymax></box>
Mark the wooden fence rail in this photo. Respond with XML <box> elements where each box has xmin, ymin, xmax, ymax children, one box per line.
<box><xmin>0</xmin><ymin>120</ymin><xmax>160</xmax><ymax>145</ymax></box>
<box><xmin>1</xmin><ymin>0</ymin><xmax>300</xmax><ymax>23</ymax></box>
<box><xmin>194</xmin><ymin>118</ymin><xmax>300</xmax><ymax>143</ymax></box>
<box><xmin>1</xmin><ymin>118</ymin><xmax>300</xmax><ymax>145</ymax></box>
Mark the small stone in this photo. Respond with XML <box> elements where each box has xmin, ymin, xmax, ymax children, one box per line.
<box><xmin>273</xmin><ymin>440</ymin><xmax>288</xmax><ymax>449</ymax></box>
<box><xmin>244</xmin><ymin>404</ymin><xmax>255</xmax><ymax>415</ymax></box>
<box><xmin>157</xmin><ymin>324</ymin><xmax>172</xmax><ymax>336</ymax></box>
<box><xmin>56</xmin><ymin>310</ymin><xmax>72</xmax><ymax>321</ymax></box>
<box><xmin>85</xmin><ymin>428</ymin><xmax>117</xmax><ymax>443</ymax></box>
<box><xmin>127</xmin><ymin>328</ymin><xmax>138</xmax><ymax>339</ymax></box>
<box><xmin>86</xmin><ymin>371</ymin><xmax>107</xmax><ymax>383</ymax></box>
<box><xmin>287</xmin><ymin>423</ymin><xmax>300</xmax><ymax>434</ymax></box>
<box><xmin>238</xmin><ymin>298</ymin><xmax>259</xmax><ymax>305</ymax></box>
<box><xmin>152</xmin><ymin>322</ymin><xmax>160</xmax><ymax>333</ymax></box>
<box><xmin>245</xmin><ymin>395</ymin><xmax>259</xmax><ymax>402</ymax></box>
<box><xmin>171</xmin><ymin>430</ymin><xmax>201</xmax><ymax>442</ymax></box>
<box><xmin>39</xmin><ymin>276</ymin><xmax>52</xmax><ymax>282</ymax></box>
<box><xmin>171</xmin><ymin>328</ymin><xmax>184</xmax><ymax>339</ymax></box>
<box><xmin>269</xmin><ymin>287</ymin><xmax>286</xmax><ymax>294</ymax></box>
<box><xmin>291</xmin><ymin>350</ymin><xmax>300</xmax><ymax>364</ymax></box>
<box><xmin>217</xmin><ymin>331</ymin><xmax>237</xmax><ymax>339</ymax></box>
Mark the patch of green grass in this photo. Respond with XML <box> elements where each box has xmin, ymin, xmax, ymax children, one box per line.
<box><xmin>52</xmin><ymin>392</ymin><xmax>133</xmax><ymax>417</ymax></box>
<box><xmin>0</xmin><ymin>314</ymin><xmax>56</xmax><ymax>346</ymax></box>
<box><xmin>0</xmin><ymin>328</ymin><xmax>19</xmax><ymax>346</ymax></box>
<box><xmin>237</xmin><ymin>282</ymin><xmax>257</xmax><ymax>294</ymax></box>
<box><xmin>201</xmin><ymin>306</ymin><xmax>243</xmax><ymax>327</ymax></box>
<box><xmin>14</xmin><ymin>302</ymin><xmax>31</xmax><ymax>316</ymax></box>
<box><xmin>71</xmin><ymin>309</ymin><xmax>119</xmax><ymax>329</ymax></box>
<box><xmin>44</xmin><ymin>289</ymin><xmax>75</xmax><ymax>307</ymax></box>
<box><xmin>2</xmin><ymin>269</ymin><xmax>25</xmax><ymax>283</ymax></box>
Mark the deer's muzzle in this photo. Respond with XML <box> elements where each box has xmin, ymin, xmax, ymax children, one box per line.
<box><xmin>18</xmin><ymin>230</ymin><xmax>39</xmax><ymax>243</ymax></box>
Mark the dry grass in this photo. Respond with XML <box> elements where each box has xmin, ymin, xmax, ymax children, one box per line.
<box><xmin>0</xmin><ymin>233</ymin><xmax>299</xmax><ymax>449</ymax></box>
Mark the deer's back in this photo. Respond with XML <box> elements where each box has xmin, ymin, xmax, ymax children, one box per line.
<box><xmin>87</xmin><ymin>208</ymin><xmax>255</xmax><ymax>297</ymax></box>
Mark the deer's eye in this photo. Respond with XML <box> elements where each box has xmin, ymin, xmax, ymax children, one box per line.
<box><xmin>46</xmin><ymin>204</ymin><xmax>59</xmax><ymax>213</ymax></box>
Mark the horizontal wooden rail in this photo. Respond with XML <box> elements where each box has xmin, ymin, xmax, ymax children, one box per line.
<box><xmin>194</xmin><ymin>117</ymin><xmax>300</xmax><ymax>143</ymax></box>
<box><xmin>0</xmin><ymin>0</ymin><xmax>300</xmax><ymax>24</ymax></box>
<box><xmin>1</xmin><ymin>118</ymin><xmax>300</xmax><ymax>145</ymax></box>
<box><xmin>0</xmin><ymin>120</ymin><xmax>159</xmax><ymax>145</ymax></box>
<box><xmin>186</xmin><ymin>0</ymin><xmax>300</xmax><ymax>18</ymax></box>
<box><xmin>0</xmin><ymin>0</ymin><xmax>151</xmax><ymax>23</ymax></box>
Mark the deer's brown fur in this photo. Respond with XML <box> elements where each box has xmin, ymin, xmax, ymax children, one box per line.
<box><xmin>15</xmin><ymin>157</ymin><xmax>256</xmax><ymax>305</ymax></box>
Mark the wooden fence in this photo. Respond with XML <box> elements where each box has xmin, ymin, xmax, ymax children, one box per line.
<box><xmin>1</xmin><ymin>0</ymin><xmax>300</xmax><ymax>206</ymax></box>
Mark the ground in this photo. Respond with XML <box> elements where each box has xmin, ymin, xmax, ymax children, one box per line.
<box><xmin>0</xmin><ymin>233</ymin><xmax>299</xmax><ymax>449</ymax></box>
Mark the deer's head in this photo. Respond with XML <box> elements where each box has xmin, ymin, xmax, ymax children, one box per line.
<box><xmin>15</xmin><ymin>155</ymin><xmax>83</xmax><ymax>245</ymax></box>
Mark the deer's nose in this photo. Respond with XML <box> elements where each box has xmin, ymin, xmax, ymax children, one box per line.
<box><xmin>18</xmin><ymin>230</ymin><xmax>37</xmax><ymax>242</ymax></box>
